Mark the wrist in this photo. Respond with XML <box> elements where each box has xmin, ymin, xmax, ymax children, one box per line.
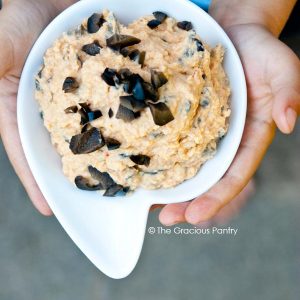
<box><xmin>210</xmin><ymin>0</ymin><xmax>297</xmax><ymax>37</ymax></box>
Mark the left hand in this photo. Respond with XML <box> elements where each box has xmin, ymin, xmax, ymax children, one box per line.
<box><xmin>159</xmin><ymin>23</ymin><xmax>300</xmax><ymax>226</ymax></box>
<box><xmin>0</xmin><ymin>0</ymin><xmax>76</xmax><ymax>215</ymax></box>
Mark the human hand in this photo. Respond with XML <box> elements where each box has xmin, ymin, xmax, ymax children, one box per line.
<box><xmin>159</xmin><ymin>20</ymin><xmax>300</xmax><ymax>225</ymax></box>
<box><xmin>0</xmin><ymin>0</ymin><xmax>75</xmax><ymax>215</ymax></box>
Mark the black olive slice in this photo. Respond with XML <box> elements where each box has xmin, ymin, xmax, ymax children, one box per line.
<box><xmin>106</xmin><ymin>34</ymin><xmax>141</xmax><ymax>51</ymax></box>
<box><xmin>87</xmin><ymin>13</ymin><xmax>106</xmax><ymax>33</ymax></box>
<box><xmin>75</xmin><ymin>176</ymin><xmax>103</xmax><ymax>191</ymax></box>
<box><xmin>79</xmin><ymin>102</ymin><xmax>90</xmax><ymax>111</ymax></box>
<box><xmin>132</xmin><ymin>76</ymin><xmax>145</xmax><ymax>101</ymax></box>
<box><xmin>78</xmin><ymin>103</ymin><xmax>91</xmax><ymax>125</ymax></box>
<box><xmin>108</xmin><ymin>108</ymin><xmax>114</xmax><ymax>118</ymax></box>
<box><xmin>105</xmin><ymin>137</ymin><xmax>121</xmax><ymax>150</ymax></box>
<box><xmin>81</xmin><ymin>123</ymin><xmax>92</xmax><ymax>133</ymax></box>
<box><xmin>120</xmin><ymin>95</ymin><xmax>147</xmax><ymax>112</ymax></box>
<box><xmin>142</xmin><ymin>82</ymin><xmax>159</xmax><ymax>101</ymax></box>
<box><xmin>148</xmin><ymin>102</ymin><xmax>174</xmax><ymax>126</ymax></box>
<box><xmin>133</xmin><ymin>111</ymin><xmax>141</xmax><ymax>119</ymax></box>
<box><xmin>82</xmin><ymin>41</ymin><xmax>102</xmax><ymax>56</ymax></box>
<box><xmin>116</xmin><ymin>104</ymin><xmax>135</xmax><ymax>122</ymax></box>
<box><xmin>147</xmin><ymin>19</ymin><xmax>161</xmax><ymax>29</ymax></box>
<box><xmin>119</xmin><ymin>68</ymin><xmax>133</xmax><ymax>81</ymax></box>
<box><xmin>64</xmin><ymin>105</ymin><xmax>78</xmax><ymax>114</ymax></box>
<box><xmin>130</xmin><ymin>154</ymin><xmax>151</xmax><ymax>166</ymax></box>
<box><xmin>101</xmin><ymin>68</ymin><xmax>120</xmax><ymax>86</ymax></box>
<box><xmin>153</xmin><ymin>11</ymin><xmax>168</xmax><ymax>23</ymax></box>
<box><xmin>103</xmin><ymin>184</ymin><xmax>129</xmax><ymax>197</ymax></box>
<box><xmin>69</xmin><ymin>127</ymin><xmax>105</xmax><ymax>154</ymax></box>
<box><xmin>129</xmin><ymin>50</ymin><xmax>146</xmax><ymax>66</ymax></box>
<box><xmin>88</xmin><ymin>166</ymin><xmax>115</xmax><ymax>189</ymax></box>
<box><xmin>194</xmin><ymin>38</ymin><xmax>204</xmax><ymax>51</ymax></box>
<box><xmin>151</xmin><ymin>70</ymin><xmax>168</xmax><ymax>89</ymax></box>
<box><xmin>120</xmin><ymin>47</ymin><xmax>131</xmax><ymax>57</ymax></box>
<box><xmin>122</xmin><ymin>81</ymin><xmax>132</xmax><ymax>94</ymax></box>
<box><xmin>87</xmin><ymin>110</ymin><xmax>102</xmax><ymax>122</ymax></box>
<box><xmin>177</xmin><ymin>21</ymin><xmax>193</xmax><ymax>31</ymax></box>
<box><xmin>62</xmin><ymin>77</ymin><xmax>79</xmax><ymax>93</ymax></box>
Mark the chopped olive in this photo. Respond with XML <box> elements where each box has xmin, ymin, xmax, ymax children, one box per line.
<box><xmin>151</xmin><ymin>70</ymin><xmax>168</xmax><ymax>89</ymax></box>
<box><xmin>35</xmin><ymin>79</ymin><xmax>41</xmax><ymax>91</ymax></box>
<box><xmin>194</xmin><ymin>38</ymin><xmax>204</xmax><ymax>51</ymax></box>
<box><xmin>134</xmin><ymin>111</ymin><xmax>141</xmax><ymax>119</ymax></box>
<box><xmin>87</xmin><ymin>13</ymin><xmax>106</xmax><ymax>33</ymax></box>
<box><xmin>78</xmin><ymin>109</ymin><xmax>88</xmax><ymax>125</ymax></box>
<box><xmin>142</xmin><ymin>82</ymin><xmax>159</xmax><ymax>101</ymax></box>
<box><xmin>148</xmin><ymin>102</ymin><xmax>174</xmax><ymax>126</ymax></box>
<box><xmin>120</xmin><ymin>47</ymin><xmax>131</xmax><ymax>57</ymax></box>
<box><xmin>64</xmin><ymin>105</ymin><xmax>78</xmax><ymax>114</ymax></box>
<box><xmin>116</xmin><ymin>104</ymin><xmax>136</xmax><ymax>122</ymax></box>
<box><xmin>119</xmin><ymin>68</ymin><xmax>133</xmax><ymax>80</ymax></box>
<box><xmin>106</xmin><ymin>34</ymin><xmax>141</xmax><ymax>51</ymax></box>
<box><xmin>37</xmin><ymin>66</ymin><xmax>44</xmax><ymax>78</ymax></box>
<box><xmin>120</xmin><ymin>95</ymin><xmax>147</xmax><ymax>112</ymax></box>
<box><xmin>62</xmin><ymin>77</ymin><xmax>79</xmax><ymax>93</ymax></box>
<box><xmin>130</xmin><ymin>154</ymin><xmax>151</xmax><ymax>166</ymax></box>
<box><xmin>108</xmin><ymin>108</ymin><xmax>114</xmax><ymax>118</ymax></box>
<box><xmin>81</xmin><ymin>123</ymin><xmax>92</xmax><ymax>133</ymax></box>
<box><xmin>75</xmin><ymin>176</ymin><xmax>103</xmax><ymax>191</ymax></box>
<box><xmin>129</xmin><ymin>50</ymin><xmax>146</xmax><ymax>66</ymax></box>
<box><xmin>88</xmin><ymin>166</ymin><xmax>115</xmax><ymax>189</ymax></box>
<box><xmin>87</xmin><ymin>110</ymin><xmax>102</xmax><ymax>122</ymax></box>
<box><xmin>69</xmin><ymin>127</ymin><xmax>105</xmax><ymax>154</ymax></box>
<box><xmin>105</xmin><ymin>137</ymin><xmax>121</xmax><ymax>150</ymax></box>
<box><xmin>82</xmin><ymin>41</ymin><xmax>101</xmax><ymax>56</ymax></box>
<box><xmin>177</xmin><ymin>21</ymin><xmax>193</xmax><ymax>31</ymax></box>
<box><xmin>78</xmin><ymin>103</ymin><xmax>91</xmax><ymax>125</ymax></box>
<box><xmin>153</xmin><ymin>11</ymin><xmax>168</xmax><ymax>23</ymax></box>
<box><xmin>79</xmin><ymin>102</ymin><xmax>90</xmax><ymax>111</ymax></box>
<box><xmin>79</xmin><ymin>105</ymin><xmax>102</xmax><ymax>125</ymax></box>
<box><xmin>103</xmin><ymin>184</ymin><xmax>129</xmax><ymax>197</ymax></box>
<box><xmin>132</xmin><ymin>76</ymin><xmax>145</xmax><ymax>100</ymax></box>
<box><xmin>147</xmin><ymin>19</ymin><xmax>161</xmax><ymax>29</ymax></box>
<box><xmin>101</xmin><ymin>68</ymin><xmax>120</xmax><ymax>86</ymax></box>
<box><xmin>122</xmin><ymin>80</ymin><xmax>132</xmax><ymax>93</ymax></box>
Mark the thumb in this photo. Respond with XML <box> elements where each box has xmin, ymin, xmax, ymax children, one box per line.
<box><xmin>271</xmin><ymin>46</ymin><xmax>300</xmax><ymax>134</ymax></box>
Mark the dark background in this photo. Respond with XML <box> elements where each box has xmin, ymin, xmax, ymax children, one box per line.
<box><xmin>0</xmin><ymin>3</ymin><xmax>299</xmax><ymax>300</ymax></box>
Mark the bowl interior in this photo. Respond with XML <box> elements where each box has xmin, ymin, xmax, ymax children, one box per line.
<box><xmin>18</xmin><ymin>0</ymin><xmax>246</xmax><ymax>208</ymax></box>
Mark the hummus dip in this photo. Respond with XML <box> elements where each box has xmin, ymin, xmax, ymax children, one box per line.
<box><xmin>35</xmin><ymin>10</ymin><xmax>231</xmax><ymax>196</ymax></box>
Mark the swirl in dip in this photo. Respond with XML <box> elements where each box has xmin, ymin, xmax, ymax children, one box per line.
<box><xmin>35</xmin><ymin>10</ymin><xmax>230</xmax><ymax>196</ymax></box>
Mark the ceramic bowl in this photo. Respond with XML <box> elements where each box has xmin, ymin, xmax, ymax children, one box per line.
<box><xmin>17</xmin><ymin>0</ymin><xmax>247</xmax><ymax>279</ymax></box>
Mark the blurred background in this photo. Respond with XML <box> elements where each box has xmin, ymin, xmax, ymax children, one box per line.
<box><xmin>1</xmin><ymin>4</ymin><xmax>300</xmax><ymax>300</ymax></box>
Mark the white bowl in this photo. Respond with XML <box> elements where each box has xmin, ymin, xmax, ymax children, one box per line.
<box><xmin>17</xmin><ymin>0</ymin><xmax>246</xmax><ymax>279</ymax></box>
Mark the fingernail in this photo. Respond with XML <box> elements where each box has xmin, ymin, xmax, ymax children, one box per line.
<box><xmin>286</xmin><ymin>108</ymin><xmax>297</xmax><ymax>133</ymax></box>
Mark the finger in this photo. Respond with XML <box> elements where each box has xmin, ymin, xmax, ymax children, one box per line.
<box><xmin>212</xmin><ymin>179</ymin><xmax>255</xmax><ymax>225</ymax></box>
<box><xmin>0</xmin><ymin>95</ymin><xmax>52</xmax><ymax>216</ymax></box>
<box><xmin>185</xmin><ymin>117</ymin><xmax>275</xmax><ymax>224</ymax></box>
<box><xmin>159</xmin><ymin>202</ymin><xmax>190</xmax><ymax>226</ymax></box>
<box><xmin>269</xmin><ymin>42</ymin><xmax>300</xmax><ymax>134</ymax></box>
